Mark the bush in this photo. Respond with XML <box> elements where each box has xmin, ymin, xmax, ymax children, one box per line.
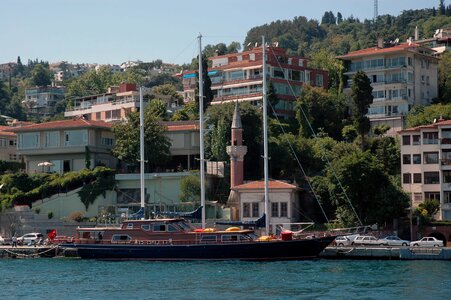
<box><xmin>48</xmin><ymin>211</ymin><xmax>54</xmax><ymax>219</ymax></box>
<box><xmin>68</xmin><ymin>211</ymin><xmax>85</xmax><ymax>222</ymax></box>
<box><xmin>34</xmin><ymin>208</ymin><xmax>40</xmax><ymax>214</ymax></box>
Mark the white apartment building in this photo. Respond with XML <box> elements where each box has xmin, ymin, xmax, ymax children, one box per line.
<box><xmin>23</xmin><ymin>86</ymin><xmax>66</xmax><ymax>117</ymax></box>
<box><xmin>339</xmin><ymin>41</ymin><xmax>439</xmax><ymax>135</ymax></box>
<box><xmin>400</xmin><ymin>119</ymin><xmax>451</xmax><ymax>220</ymax></box>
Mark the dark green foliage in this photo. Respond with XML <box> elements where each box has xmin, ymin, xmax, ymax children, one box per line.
<box><xmin>30</xmin><ymin>64</ymin><xmax>51</xmax><ymax>87</ymax></box>
<box><xmin>0</xmin><ymin>161</ymin><xmax>25</xmax><ymax>174</ymax></box>
<box><xmin>77</xmin><ymin>174</ymin><xmax>116</xmax><ymax>210</ymax></box>
<box><xmin>405</xmin><ymin>104</ymin><xmax>451</xmax><ymax>128</ymax></box>
<box><xmin>85</xmin><ymin>146</ymin><xmax>91</xmax><ymax>169</ymax></box>
<box><xmin>351</xmin><ymin>71</ymin><xmax>373</xmax><ymax>149</ymax></box>
<box><xmin>194</xmin><ymin>54</ymin><xmax>213</xmax><ymax>112</ymax></box>
<box><xmin>438</xmin><ymin>52</ymin><xmax>451</xmax><ymax>103</ymax></box>
<box><xmin>179</xmin><ymin>174</ymin><xmax>201</xmax><ymax>202</ymax></box>
<box><xmin>0</xmin><ymin>167</ymin><xmax>115</xmax><ymax>209</ymax></box>
<box><xmin>296</xmin><ymin>85</ymin><xmax>346</xmax><ymax>140</ymax></box>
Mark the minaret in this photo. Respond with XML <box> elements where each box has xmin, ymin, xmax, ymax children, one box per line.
<box><xmin>227</xmin><ymin>102</ymin><xmax>247</xmax><ymax>188</ymax></box>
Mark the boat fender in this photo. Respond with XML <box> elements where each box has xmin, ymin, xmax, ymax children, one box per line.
<box><xmin>225</xmin><ymin>227</ymin><xmax>241</xmax><ymax>232</ymax></box>
<box><xmin>203</xmin><ymin>228</ymin><xmax>216</xmax><ymax>232</ymax></box>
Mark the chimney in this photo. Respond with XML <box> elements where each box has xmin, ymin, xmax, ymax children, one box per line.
<box><xmin>415</xmin><ymin>26</ymin><xmax>419</xmax><ymax>41</ymax></box>
<box><xmin>377</xmin><ymin>38</ymin><xmax>384</xmax><ymax>48</ymax></box>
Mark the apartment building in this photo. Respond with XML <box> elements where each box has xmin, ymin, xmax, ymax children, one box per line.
<box><xmin>339</xmin><ymin>41</ymin><xmax>439</xmax><ymax>135</ymax></box>
<box><xmin>10</xmin><ymin>119</ymin><xmax>116</xmax><ymax>174</ymax></box>
<box><xmin>23</xmin><ymin>85</ymin><xmax>66</xmax><ymax>117</ymax></box>
<box><xmin>400</xmin><ymin>118</ymin><xmax>451</xmax><ymax>220</ymax></box>
<box><xmin>182</xmin><ymin>46</ymin><xmax>328</xmax><ymax>118</ymax></box>
<box><xmin>0</xmin><ymin>126</ymin><xmax>20</xmax><ymax>162</ymax></box>
<box><xmin>65</xmin><ymin>83</ymin><xmax>145</xmax><ymax>122</ymax></box>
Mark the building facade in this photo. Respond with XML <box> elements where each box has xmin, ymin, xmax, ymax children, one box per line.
<box><xmin>182</xmin><ymin>46</ymin><xmax>328</xmax><ymax>118</ymax></box>
<box><xmin>0</xmin><ymin>126</ymin><xmax>20</xmax><ymax>162</ymax></box>
<box><xmin>10</xmin><ymin>119</ymin><xmax>117</xmax><ymax>174</ymax></box>
<box><xmin>23</xmin><ymin>85</ymin><xmax>66</xmax><ymax>117</ymax></box>
<box><xmin>339</xmin><ymin>41</ymin><xmax>439</xmax><ymax>135</ymax></box>
<box><xmin>400</xmin><ymin>119</ymin><xmax>451</xmax><ymax>220</ymax></box>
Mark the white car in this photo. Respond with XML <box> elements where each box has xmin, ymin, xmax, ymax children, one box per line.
<box><xmin>410</xmin><ymin>237</ymin><xmax>444</xmax><ymax>247</ymax></box>
<box><xmin>17</xmin><ymin>233</ymin><xmax>44</xmax><ymax>245</ymax></box>
<box><xmin>334</xmin><ymin>236</ymin><xmax>352</xmax><ymax>247</ymax></box>
<box><xmin>0</xmin><ymin>235</ymin><xmax>9</xmax><ymax>245</ymax></box>
<box><xmin>352</xmin><ymin>236</ymin><xmax>387</xmax><ymax>246</ymax></box>
<box><xmin>379</xmin><ymin>236</ymin><xmax>410</xmax><ymax>247</ymax></box>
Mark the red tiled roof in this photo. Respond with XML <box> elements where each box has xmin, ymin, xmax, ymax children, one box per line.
<box><xmin>0</xmin><ymin>126</ymin><xmax>16</xmax><ymax>136</ymax></box>
<box><xmin>399</xmin><ymin>119</ymin><xmax>451</xmax><ymax>133</ymax></box>
<box><xmin>337</xmin><ymin>43</ymin><xmax>433</xmax><ymax>59</ymax></box>
<box><xmin>233</xmin><ymin>180</ymin><xmax>299</xmax><ymax>191</ymax></box>
<box><xmin>8</xmin><ymin>119</ymin><xmax>112</xmax><ymax>132</ymax></box>
<box><xmin>163</xmin><ymin>120</ymin><xmax>200</xmax><ymax>132</ymax></box>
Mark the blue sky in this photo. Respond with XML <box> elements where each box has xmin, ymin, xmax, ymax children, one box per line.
<box><xmin>1</xmin><ymin>0</ymin><xmax>446</xmax><ymax>65</ymax></box>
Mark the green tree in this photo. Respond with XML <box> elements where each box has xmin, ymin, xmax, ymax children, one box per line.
<box><xmin>351</xmin><ymin>71</ymin><xmax>373</xmax><ymax>149</ymax></box>
<box><xmin>439</xmin><ymin>0</ymin><xmax>446</xmax><ymax>15</ymax></box>
<box><xmin>112</xmin><ymin>105</ymin><xmax>171</xmax><ymax>172</ymax></box>
<box><xmin>179</xmin><ymin>174</ymin><xmax>201</xmax><ymax>202</ymax></box>
<box><xmin>30</xmin><ymin>64</ymin><xmax>51</xmax><ymax>87</ymax></box>
<box><xmin>310</xmin><ymin>49</ymin><xmax>344</xmax><ymax>91</ymax></box>
<box><xmin>405</xmin><ymin>104</ymin><xmax>451</xmax><ymax>127</ymax></box>
<box><xmin>194</xmin><ymin>54</ymin><xmax>213</xmax><ymax>112</ymax></box>
<box><xmin>296</xmin><ymin>85</ymin><xmax>346</xmax><ymax>140</ymax></box>
<box><xmin>267</xmin><ymin>81</ymin><xmax>279</xmax><ymax>116</ymax></box>
<box><xmin>438</xmin><ymin>52</ymin><xmax>451</xmax><ymax>103</ymax></box>
<box><xmin>0</xmin><ymin>80</ymin><xmax>10</xmax><ymax>114</ymax></box>
<box><xmin>146</xmin><ymin>99</ymin><xmax>167</xmax><ymax>120</ymax></box>
<box><xmin>210</xmin><ymin>118</ymin><xmax>228</xmax><ymax>161</ymax></box>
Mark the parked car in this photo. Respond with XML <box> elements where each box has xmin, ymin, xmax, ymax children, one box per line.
<box><xmin>334</xmin><ymin>236</ymin><xmax>352</xmax><ymax>247</ymax></box>
<box><xmin>17</xmin><ymin>233</ymin><xmax>44</xmax><ymax>245</ymax></box>
<box><xmin>0</xmin><ymin>235</ymin><xmax>11</xmax><ymax>245</ymax></box>
<box><xmin>379</xmin><ymin>236</ymin><xmax>410</xmax><ymax>247</ymax></box>
<box><xmin>410</xmin><ymin>237</ymin><xmax>444</xmax><ymax>247</ymax></box>
<box><xmin>352</xmin><ymin>236</ymin><xmax>387</xmax><ymax>246</ymax></box>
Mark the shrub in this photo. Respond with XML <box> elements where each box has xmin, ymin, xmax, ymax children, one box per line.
<box><xmin>48</xmin><ymin>211</ymin><xmax>54</xmax><ymax>219</ymax></box>
<box><xmin>68</xmin><ymin>211</ymin><xmax>85</xmax><ymax>222</ymax></box>
<box><xmin>34</xmin><ymin>208</ymin><xmax>40</xmax><ymax>214</ymax></box>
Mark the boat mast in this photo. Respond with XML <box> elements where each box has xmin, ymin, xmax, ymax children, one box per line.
<box><xmin>262</xmin><ymin>36</ymin><xmax>270</xmax><ymax>235</ymax></box>
<box><xmin>198</xmin><ymin>34</ymin><xmax>206</xmax><ymax>229</ymax></box>
<box><xmin>139</xmin><ymin>86</ymin><xmax>145</xmax><ymax>219</ymax></box>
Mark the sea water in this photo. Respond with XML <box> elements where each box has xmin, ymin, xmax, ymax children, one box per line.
<box><xmin>0</xmin><ymin>259</ymin><xmax>450</xmax><ymax>299</ymax></box>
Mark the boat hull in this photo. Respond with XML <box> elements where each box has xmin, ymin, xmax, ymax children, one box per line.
<box><xmin>66</xmin><ymin>236</ymin><xmax>335</xmax><ymax>261</ymax></box>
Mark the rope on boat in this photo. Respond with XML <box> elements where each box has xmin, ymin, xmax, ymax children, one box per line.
<box><xmin>3</xmin><ymin>245</ymin><xmax>59</xmax><ymax>258</ymax></box>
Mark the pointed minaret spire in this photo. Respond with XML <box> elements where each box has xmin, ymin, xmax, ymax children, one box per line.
<box><xmin>227</xmin><ymin>101</ymin><xmax>247</xmax><ymax>188</ymax></box>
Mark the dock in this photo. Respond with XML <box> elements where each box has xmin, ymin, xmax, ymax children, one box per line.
<box><xmin>321</xmin><ymin>246</ymin><xmax>451</xmax><ymax>260</ymax></box>
<box><xmin>0</xmin><ymin>245</ymin><xmax>61</xmax><ymax>258</ymax></box>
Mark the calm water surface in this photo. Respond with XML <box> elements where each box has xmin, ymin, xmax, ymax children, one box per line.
<box><xmin>0</xmin><ymin>259</ymin><xmax>450</xmax><ymax>299</ymax></box>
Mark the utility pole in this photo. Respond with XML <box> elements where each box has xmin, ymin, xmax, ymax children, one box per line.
<box><xmin>374</xmin><ymin>0</ymin><xmax>378</xmax><ymax>21</ymax></box>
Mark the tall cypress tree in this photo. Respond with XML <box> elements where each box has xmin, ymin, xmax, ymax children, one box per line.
<box><xmin>351</xmin><ymin>71</ymin><xmax>373</xmax><ymax>150</ymax></box>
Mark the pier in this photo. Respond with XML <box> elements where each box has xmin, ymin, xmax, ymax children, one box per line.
<box><xmin>321</xmin><ymin>246</ymin><xmax>451</xmax><ymax>260</ymax></box>
<box><xmin>0</xmin><ymin>245</ymin><xmax>60</xmax><ymax>258</ymax></box>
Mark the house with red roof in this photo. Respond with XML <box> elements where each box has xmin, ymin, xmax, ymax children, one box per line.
<box><xmin>182</xmin><ymin>46</ymin><xmax>328</xmax><ymax>118</ymax></box>
<box><xmin>9</xmin><ymin>118</ymin><xmax>117</xmax><ymax>174</ymax></box>
<box><xmin>338</xmin><ymin>40</ymin><xmax>439</xmax><ymax>135</ymax></box>
<box><xmin>399</xmin><ymin>118</ymin><xmax>451</xmax><ymax>220</ymax></box>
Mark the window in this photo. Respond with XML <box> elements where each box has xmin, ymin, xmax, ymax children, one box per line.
<box><xmin>444</xmin><ymin>192</ymin><xmax>451</xmax><ymax>204</ymax></box>
<box><xmin>316</xmin><ymin>74</ymin><xmax>323</xmax><ymax>86</ymax></box>
<box><xmin>222</xmin><ymin>235</ymin><xmax>238</xmax><ymax>242</ymax></box>
<box><xmin>290</xmin><ymin>70</ymin><xmax>300</xmax><ymax>81</ymax></box>
<box><xmin>252</xmin><ymin>202</ymin><xmax>259</xmax><ymax>218</ymax></box>
<box><xmin>402</xmin><ymin>154</ymin><xmax>411</xmax><ymax>164</ymax></box>
<box><xmin>413</xmin><ymin>173</ymin><xmax>422</xmax><ymax>183</ymax></box>
<box><xmin>271</xmin><ymin>202</ymin><xmax>279</xmax><ymax>217</ymax></box>
<box><xmin>101</xmin><ymin>137</ymin><xmax>114</xmax><ymax>146</ymax></box>
<box><xmin>403</xmin><ymin>173</ymin><xmax>411</xmax><ymax>184</ymax></box>
<box><xmin>273</xmin><ymin>68</ymin><xmax>285</xmax><ymax>79</ymax></box>
<box><xmin>442</xmin><ymin>150</ymin><xmax>451</xmax><ymax>165</ymax></box>
<box><xmin>167</xmin><ymin>224</ymin><xmax>178</xmax><ymax>232</ymax></box>
<box><xmin>424</xmin><ymin>152</ymin><xmax>439</xmax><ymax>164</ymax></box>
<box><xmin>413</xmin><ymin>154</ymin><xmax>421</xmax><ymax>164</ymax></box>
<box><xmin>412</xmin><ymin>135</ymin><xmax>421</xmax><ymax>145</ymax></box>
<box><xmin>153</xmin><ymin>223</ymin><xmax>166</xmax><ymax>232</ymax></box>
<box><xmin>280</xmin><ymin>202</ymin><xmax>288</xmax><ymax>217</ymax></box>
<box><xmin>413</xmin><ymin>193</ymin><xmax>423</xmax><ymax>203</ymax></box>
<box><xmin>200</xmin><ymin>235</ymin><xmax>217</xmax><ymax>243</ymax></box>
<box><xmin>112</xmin><ymin>234</ymin><xmax>132</xmax><ymax>242</ymax></box>
<box><xmin>63</xmin><ymin>160</ymin><xmax>71</xmax><ymax>172</ymax></box>
<box><xmin>424</xmin><ymin>172</ymin><xmax>439</xmax><ymax>184</ymax></box>
<box><xmin>402</xmin><ymin>135</ymin><xmax>410</xmax><ymax>145</ymax></box>
<box><xmin>19</xmin><ymin>133</ymin><xmax>40</xmax><ymax>149</ymax></box>
<box><xmin>141</xmin><ymin>224</ymin><xmax>150</xmax><ymax>231</ymax></box>
<box><xmin>127</xmin><ymin>223</ymin><xmax>134</xmax><ymax>229</ymax></box>
<box><xmin>443</xmin><ymin>171</ymin><xmax>451</xmax><ymax>183</ymax></box>
<box><xmin>45</xmin><ymin>131</ymin><xmax>59</xmax><ymax>148</ymax></box>
<box><xmin>423</xmin><ymin>132</ymin><xmax>438</xmax><ymax>144</ymax></box>
<box><xmin>65</xmin><ymin>130</ymin><xmax>88</xmax><ymax>146</ymax></box>
<box><xmin>243</xmin><ymin>203</ymin><xmax>250</xmax><ymax>218</ymax></box>
<box><xmin>424</xmin><ymin>192</ymin><xmax>440</xmax><ymax>201</ymax></box>
<box><xmin>96</xmin><ymin>112</ymin><xmax>101</xmax><ymax>120</ymax></box>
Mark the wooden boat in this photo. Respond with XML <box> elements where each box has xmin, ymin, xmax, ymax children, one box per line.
<box><xmin>63</xmin><ymin>218</ymin><xmax>335</xmax><ymax>260</ymax></box>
